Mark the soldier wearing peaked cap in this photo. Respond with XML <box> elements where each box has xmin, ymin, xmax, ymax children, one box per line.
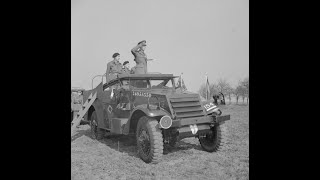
<box><xmin>131</xmin><ymin>40</ymin><xmax>154</xmax><ymax>74</ymax></box>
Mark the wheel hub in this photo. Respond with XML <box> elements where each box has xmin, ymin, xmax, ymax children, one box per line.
<box><xmin>200</xmin><ymin>129</ymin><xmax>215</xmax><ymax>145</ymax></box>
<box><xmin>138</xmin><ymin>130</ymin><xmax>151</xmax><ymax>155</ymax></box>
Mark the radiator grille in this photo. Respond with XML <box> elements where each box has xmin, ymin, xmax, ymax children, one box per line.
<box><xmin>169</xmin><ymin>95</ymin><xmax>205</xmax><ymax>118</ymax></box>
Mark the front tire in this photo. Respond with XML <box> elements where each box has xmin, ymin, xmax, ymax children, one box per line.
<box><xmin>199</xmin><ymin>124</ymin><xmax>227</xmax><ymax>152</ymax></box>
<box><xmin>90</xmin><ymin>111</ymin><xmax>104</xmax><ymax>140</ymax></box>
<box><xmin>136</xmin><ymin>116</ymin><xmax>163</xmax><ymax>163</ymax></box>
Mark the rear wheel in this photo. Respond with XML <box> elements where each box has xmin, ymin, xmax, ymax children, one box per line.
<box><xmin>136</xmin><ymin>116</ymin><xmax>163</xmax><ymax>163</ymax></box>
<box><xmin>90</xmin><ymin>111</ymin><xmax>104</xmax><ymax>140</ymax></box>
<box><xmin>199</xmin><ymin>124</ymin><xmax>227</xmax><ymax>152</ymax></box>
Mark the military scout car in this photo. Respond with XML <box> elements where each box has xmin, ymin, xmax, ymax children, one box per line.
<box><xmin>82</xmin><ymin>73</ymin><xmax>230</xmax><ymax>163</ymax></box>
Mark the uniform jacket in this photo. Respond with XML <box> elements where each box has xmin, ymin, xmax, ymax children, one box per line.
<box><xmin>121</xmin><ymin>66</ymin><xmax>131</xmax><ymax>75</ymax></box>
<box><xmin>131</xmin><ymin>44</ymin><xmax>148</xmax><ymax>74</ymax></box>
<box><xmin>106</xmin><ymin>59</ymin><xmax>123</xmax><ymax>81</ymax></box>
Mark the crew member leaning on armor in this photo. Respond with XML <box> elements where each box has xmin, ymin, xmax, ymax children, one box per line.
<box><xmin>131</xmin><ymin>40</ymin><xmax>154</xmax><ymax>74</ymax></box>
<box><xmin>106</xmin><ymin>53</ymin><xmax>123</xmax><ymax>82</ymax></box>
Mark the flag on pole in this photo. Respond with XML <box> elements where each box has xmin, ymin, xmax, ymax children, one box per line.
<box><xmin>205</xmin><ymin>74</ymin><xmax>210</xmax><ymax>100</ymax></box>
<box><xmin>176</xmin><ymin>73</ymin><xmax>187</xmax><ymax>91</ymax></box>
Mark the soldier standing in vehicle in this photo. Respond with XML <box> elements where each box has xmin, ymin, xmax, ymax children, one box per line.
<box><xmin>106</xmin><ymin>53</ymin><xmax>123</xmax><ymax>82</ymax></box>
<box><xmin>131</xmin><ymin>40</ymin><xmax>153</xmax><ymax>74</ymax></box>
<box><xmin>121</xmin><ymin>61</ymin><xmax>131</xmax><ymax>75</ymax></box>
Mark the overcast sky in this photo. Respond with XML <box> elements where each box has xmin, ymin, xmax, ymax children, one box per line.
<box><xmin>71</xmin><ymin>0</ymin><xmax>249</xmax><ymax>92</ymax></box>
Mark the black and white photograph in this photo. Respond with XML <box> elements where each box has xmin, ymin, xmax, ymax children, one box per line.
<box><xmin>71</xmin><ymin>0</ymin><xmax>249</xmax><ymax>179</ymax></box>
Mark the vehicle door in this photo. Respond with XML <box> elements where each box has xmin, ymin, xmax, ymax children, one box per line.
<box><xmin>102</xmin><ymin>81</ymin><xmax>120</xmax><ymax>129</ymax></box>
<box><xmin>113</xmin><ymin>79</ymin><xmax>132</xmax><ymax>118</ymax></box>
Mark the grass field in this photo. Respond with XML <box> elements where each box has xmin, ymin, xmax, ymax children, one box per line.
<box><xmin>71</xmin><ymin>104</ymin><xmax>249</xmax><ymax>180</ymax></box>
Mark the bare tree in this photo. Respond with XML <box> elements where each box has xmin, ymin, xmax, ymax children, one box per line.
<box><xmin>216</xmin><ymin>78</ymin><xmax>229</xmax><ymax>94</ymax></box>
<box><xmin>241</xmin><ymin>77</ymin><xmax>249</xmax><ymax>104</ymax></box>
<box><xmin>217</xmin><ymin>78</ymin><xmax>233</xmax><ymax>105</ymax></box>
<box><xmin>198</xmin><ymin>83</ymin><xmax>218</xmax><ymax>100</ymax></box>
<box><xmin>233</xmin><ymin>86</ymin><xmax>240</xmax><ymax>104</ymax></box>
<box><xmin>234</xmin><ymin>80</ymin><xmax>246</xmax><ymax>105</ymax></box>
<box><xmin>234</xmin><ymin>86</ymin><xmax>244</xmax><ymax>104</ymax></box>
<box><xmin>225</xmin><ymin>86</ymin><xmax>234</xmax><ymax>105</ymax></box>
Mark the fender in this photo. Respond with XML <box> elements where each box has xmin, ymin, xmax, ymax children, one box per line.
<box><xmin>90</xmin><ymin>98</ymin><xmax>106</xmax><ymax>128</ymax></box>
<box><xmin>122</xmin><ymin>104</ymin><xmax>171</xmax><ymax>135</ymax></box>
<box><xmin>82</xmin><ymin>82</ymin><xmax>107</xmax><ymax>128</ymax></box>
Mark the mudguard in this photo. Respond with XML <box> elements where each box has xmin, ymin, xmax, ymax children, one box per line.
<box><xmin>122</xmin><ymin>104</ymin><xmax>171</xmax><ymax>135</ymax></box>
<box><xmin>82</xmin><ymin>82</ymin><xmax>106</xmax><ymax>128</ymax></box>
<box><xmin>91</xmin><ymin>99</ymin><xmax>106</xmax><ymax>128</ymax></box>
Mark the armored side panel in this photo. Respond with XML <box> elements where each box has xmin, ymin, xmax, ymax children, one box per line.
<box><xmin>110</xmin><ymin>118</ymin><xmax>128</xmax><ymax>134</ymax></box>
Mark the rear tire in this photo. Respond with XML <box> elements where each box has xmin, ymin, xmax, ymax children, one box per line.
<box><xmin>199</xmin><ymin>123</ymin><xmax>227</xmax><ymax>152</ymax></box>
<box><xmin>90</xmin><ymin>111</ymin><xmax>104</xmax><ymax>140</ymax></box>
<box><xmin>136</xmin><ymin>116</ymin><xmax>163</xmax><ymax>164</ymax></box>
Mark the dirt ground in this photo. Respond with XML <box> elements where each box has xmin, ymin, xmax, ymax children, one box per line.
<box><xmin>71</xmin><ymin>104</ymin><xmax>249</xmax><ymax>180</ymax></box>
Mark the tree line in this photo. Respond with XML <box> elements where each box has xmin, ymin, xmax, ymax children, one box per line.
<box><xmin>198</xmin><ymin>77</ymin><xmax>249</xmax><ymax>105</ymax></box>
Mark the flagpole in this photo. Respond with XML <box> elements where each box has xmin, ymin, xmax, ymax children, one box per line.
<box><xmin>181</xmin><ymin>73</ymin><xmax>183</xmax><ymax>88</ymax></box>
<box><xmin>205</xmin><ymin>73</ymin><xmax>208</xmax><ymax>100</ymax></box>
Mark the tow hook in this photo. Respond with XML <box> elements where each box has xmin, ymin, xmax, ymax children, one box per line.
<box><xmin>198</xmin><ymin>135</ymin><xmax>206</xmax><ymax>138</ymax></box>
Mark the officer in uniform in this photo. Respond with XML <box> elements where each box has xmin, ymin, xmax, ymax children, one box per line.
<box><xmin>106</xmin><ymin>53</ymin><xmax>123</xmax><ymax>82</ymax></box>
<box><xmin>131</xmin><ymin>40</ymin><xmax>153</xmax><ymax>74</ymax></box>
<box><xmin>121</xmin><ymin>61</ymin><xmax>131</xmax><ymax>75</ymax></box>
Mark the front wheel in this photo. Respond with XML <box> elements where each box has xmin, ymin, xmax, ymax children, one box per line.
<box><xmin>199</xmin><ymin>124</ymin><xmax>227</xmax><ymax>152</ymax></box>
<box><xmin>136</xmin><ymin>116</ymin><xmax>163</xmax><ymax>164</ymax></box>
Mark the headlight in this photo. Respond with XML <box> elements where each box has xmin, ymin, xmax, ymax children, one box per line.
<box><xmin>159</xmin><ymin>115</ymin><xmax>172</xmax><ymax>129</ymax></box>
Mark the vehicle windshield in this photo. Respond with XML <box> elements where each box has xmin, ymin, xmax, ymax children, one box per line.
<box><xmin>120</xmin><ymin>78</ymin><xmax>174</xmax><ymax>89</ymax></box>
<box><xmin>150</xmin><ymin>79</ymin><xmax>173</xmax><ymax>89</ymax></box>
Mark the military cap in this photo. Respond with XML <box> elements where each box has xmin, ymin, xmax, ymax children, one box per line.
<box><xmin>112</xmin><ymin>52</ymin><xmax>120</xmax><ymax>58</ymax></box>
<box><xmin>138</xmin><ymin>40</ymin><xmax>147</xmax><ymax>46</ymax></box>
<box><xmin>123</xmin><ymin>61</ymin><xmax>129</xmax><ymax>65</ymax></box>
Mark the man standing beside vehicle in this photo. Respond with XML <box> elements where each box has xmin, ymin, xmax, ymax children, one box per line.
<box><xmin>131</xmin><ymin>40</ymin><xmax>154</xmax><ymax>74</ymax></box>
<box><xmin>106</xmin><ymin>53</ymin><xmax>123</xmax><ymax>82</ymax></box>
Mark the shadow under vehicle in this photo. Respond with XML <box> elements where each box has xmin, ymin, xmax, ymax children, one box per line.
<box><xmin>81</xmin><ymin>73</ymin><xmax>230</xmax><ymax>163</ymax></box>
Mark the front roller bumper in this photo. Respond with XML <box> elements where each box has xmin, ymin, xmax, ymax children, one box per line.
<box><xmin>171</xmin><ymin>114</ymin><xmax>230</xmax><ymax>140</ymax></box>
<box><xmin>171</xmin><ymin>114</ymin><xmax>230</xmax><ymax>127</ymax></box>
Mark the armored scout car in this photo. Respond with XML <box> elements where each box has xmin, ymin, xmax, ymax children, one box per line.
<box><xmin>82</xmin><ymin>73</ymin><xmax>230</xmax><ymax>163</ymax></box>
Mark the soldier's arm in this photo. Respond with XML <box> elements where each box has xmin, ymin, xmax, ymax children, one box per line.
<box><xmin>131</xmin><ymin>44</ymin><xmax>142</xmax><ymax>55</ymax></box>
<box><xmin>106</xmin><ymin>63</ymin><xmax>111</xmax><ymax>76</ymax></box>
